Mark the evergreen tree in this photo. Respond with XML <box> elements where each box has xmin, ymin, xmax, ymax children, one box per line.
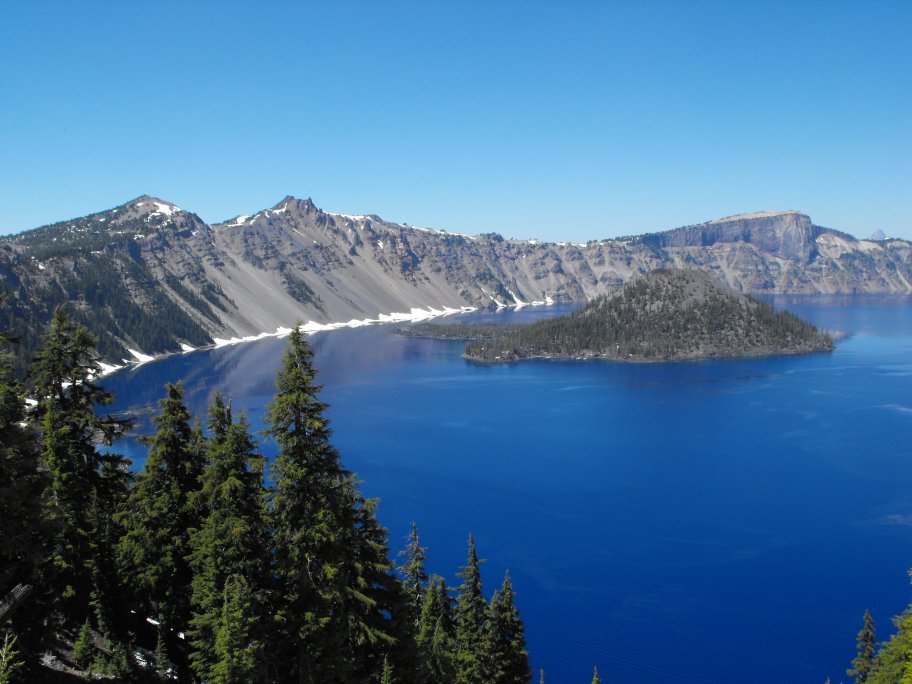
<box><xmin>0</xmin><ymin>320</ymin><xmax>48</xmax><ymax>659</ymax></box>
<box><xmin>29</xmin><ymin>306</ymin><xmax>131</xmax><ymax>627</ymax></box>
<box><xmin>539</xmin><ymin>669</ymin><xmax>545</xmax><ymax>684</ymax></box>
<box><xmin>400</xmin><ymin>522</ymin><xmax>429</xmax><ymax>621</ymax></box>
<box><xmin>379</xmin><ymin>655</ymin><xmax>394</xmax><ymax>684</ymax></box>
<box><xmin>211</xmin><ymin>574</ymin><xmax>264</xmax><ymax>684</ymax></box>
<box><xmin>485</xmin><ymin>572</ymin><xmax>531</xmax><ymax>683</ymax></box>
<box><xmin>867</xmin><ymin>605</ymin><xmax>912</xmax><ymax>684</ymax></box>
<box><xmin>455</xmin><ymin>535</ymin><xmax>488</xmax><ymax>684</ymax></box>
<box><xmin>72</xmin><ymin>619</ymin><xmax>93</xmax><ymax>667</ymax></box>
<box><xmin>117</xmin><ymin>383</ymin><xmax>204</xmax><ymax>642</ymax></box>
<box><xmin>0</xmin><ymin>323</ymin><xmax>44</xmax><ymax>591</ymax></box>
<box><xmin>0</xmin><ymin>633</ymin><xmax>23</xmax><ymax>684</ymax></box>
<box><xmin>417</xmin><ymin>576</ymin><xmax>456</xmax><ymax>684</ymax></box>
<box><xmin>187</xmin><ymin>394</ymin><xmax>270</xmax><ymax>682</ymax></box>
<box><xmin>591</xmin><ymin>666</ymin><xmax>601</xmax><ymax>684</ymax></box>
<box><xmin>154</xmin><ymin>628</ymin><xmax>169</xmax><ymax>681</ymax></box>
<box><xmin>267</xmin><ymin>326</ymin><xmax>361</xmax><ymax>682</ymax></box>
<box><xmin>848</xmin><ymin>609</ymin><xmax>876</xmax><ymax>683</ymax></box>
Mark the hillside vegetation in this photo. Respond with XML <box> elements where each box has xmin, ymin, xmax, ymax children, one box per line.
<box><xmin>411</xmin><ymin>269</ymin><xmax>834</xmax><ymax>362</ymax></box>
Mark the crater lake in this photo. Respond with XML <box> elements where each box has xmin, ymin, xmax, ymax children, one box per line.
<box><xmin>102</xmin><ymin>295</ymin><xmax>912</xmax><ymax>684</ymax></box>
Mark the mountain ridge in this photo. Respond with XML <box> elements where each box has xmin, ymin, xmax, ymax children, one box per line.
<box><xmin>1</xmin><ymin>195</ymin><xmax>909</xmax><ymax>373</ymax></box>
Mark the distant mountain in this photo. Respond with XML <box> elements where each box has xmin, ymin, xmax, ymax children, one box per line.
<box><xmin>1</xmin><ymin>196</ymin><xmax>909</xmax><ymax>373</ymax></box>
<box><xmin>409</xmin><ymin>269</ymin><xmax>835</xmax><ymax>362</ymax></box>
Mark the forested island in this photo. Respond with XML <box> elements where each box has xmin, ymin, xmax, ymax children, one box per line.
<box><xmin>409</xmin><ymin>269</ymin><xmax>834</xmax><ymax>363</ymax></box>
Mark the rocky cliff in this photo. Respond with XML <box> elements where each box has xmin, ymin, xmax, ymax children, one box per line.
<box><xmin>1</xmin><ymin>195</ymin><xmax>909</xmax><ymax>370</ymax></box>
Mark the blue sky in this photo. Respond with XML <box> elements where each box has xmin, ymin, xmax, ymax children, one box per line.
<box><xmin>1</xmin><ymin>0</ymin><xmax>909</xmax><ymax>242</ymax></box>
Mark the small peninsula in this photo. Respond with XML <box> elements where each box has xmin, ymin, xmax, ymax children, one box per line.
<box><xmin>409</xmin><ymin>269</ymin><xmax>835</xmax><ymax>363</ymax></box>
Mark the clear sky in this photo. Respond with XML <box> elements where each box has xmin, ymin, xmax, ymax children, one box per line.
<box><xmin>1</xmin><ymin>0</ymin><xmax>909</xmax><ymax>242</ymax></box>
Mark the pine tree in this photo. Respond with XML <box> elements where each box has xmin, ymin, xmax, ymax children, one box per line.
<box><xmin>485</xmin><ymin>572</ymin><xmax>531</xmax><ymax>683</ymax></box>
<box><xmin>417</xmin><ymin>576</ymin><xmax>456</xmax><ymax>684</ymax></box>
<box><xmin>29</xmin><ymin>306</ymin><xmax>131</xmax><ymax>627</ymax></box>
<box><xmin>0</xmin><ymin>633</ymin><xmax>23</xmax><ymax>684</ymax></box>
<box><xmin>211</xmin><ymin>574</ymin><xmax>264</xmax><ymax>684</ymax></box>
<box><xmin>591</xmin><ymin>665</ymin><xmax>601</xmax><ymax>684</ymax></box>
<box><xmin>187</xmin><ymin>394</ymin><xmax>270</xmax><ymax>682</ymax></box>
<box><xmin>539</xmin><ymin>669</ymin><xmax>545</xmax><ymax>684</ymax></box>
<box><xmin>847</xmin><ymin>609</ymin><xmax>876</xmax><ymax>683</ymax></box>
<box><xmin>72</xmin><ymin>619</ymin><xmax>93</xmax><ymax>667</ymax></box>
<box><xmin>0</xmin><ymin>320</ymin><xmax>48</xmax><ymax>658</ymax></box>
<box><xmin>380</xmin><ymin>655</ymin><xmax>394</xmax><ymax>684</ymax></box>
<box><xmin>117</xmin><ymin>383</ymin><xmax>204</xmax><ymax>642</ymax></box>
<box><xmin>400</xmin><ymin>522</ymin><xmax>429</xmax><ymax>620</ymax></box>
<box><xmin>455</xmin><ymin>535</ymin><xmax>488</xmax><ymax>684</ymax></box>
<box><xmin>154</xmin><ymin>628</ymin><xmax>169</xmax><ymax>681</ymax></box>
<box><xmin>267</xmin><ymin>326</ymin><xmax>360</xmax><ymax>682</ymax></box>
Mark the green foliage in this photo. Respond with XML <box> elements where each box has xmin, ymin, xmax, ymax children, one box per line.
<box><xmin>455</xmin><ymin>535</ymin><xmax>488</xmax><ymax>684</ymax></box>
<box><xmin>380</xmin><ymin>655</ymin><xmax>395</xmax><ymax>684</ymax></box>
<box><xmin>30</xmin><ymin>306</ymin><xmax>132</xmax><ymax>626</ymax></box>
<box><xmin>0</xmin><ymin>321</ymin><xmax>46</xmax><ymax>595</ymax></box>
<box><xmin>187</xmin><ymin>394</ymin><xmax>270</xmax><ymax>682</ymax></box>
<box><xmin>153</xmin><ymin>629</ymin><xmax>168</xmax><ymax>681</ymax></box>
<box><xmin>117</xmin><ymin>382</ymin><xmax>204</xmax><ymax>633</ymax></box>
<box><xmin>485</xmin><ymin>572</ymin><xmax>531</xmax><ymax>684</ymax></box>
<box><xmin>417</xmin><ymin>576</ymin><xmax>456</xmax><ymax>684</ymax></box>
<box><xmin>0</xmin><ymin>633</ymin><xmax>23</xmax><ymax>684</ymax></box>
<box><xmin>591</xmin><ymin>665</ymin><xmax>601</xmax><ymax>684</ymax></box>
<box><xmin>848</xmin><ymin>610</ymin><xmax>876</xmax><ymax>683</ymax></box>
<box><xmin>72</xmin><ymin>619</ymin><xmax>93</xmax><ymax>667</ymax></box>
<box><xmin>0</xmin><ymin>320</ymin><xmax>536</xmax><ymax>681</ymax></box>
<box><xmin>400</xmin><ymin>522</ymin><xmax>429</xmax><ymax>620</ymax></box>
<box><xmin>414</xmin><ymin>269</ymin><xmax>833</xmax><ymax>362</ymax></box>
<box><xmin>268</xmin><ymin>326</ymin><xmax>401</xmax><ymax>682</ymax></box>
<box><xmin>211</xmin><ymin>574</ymin><xmax>264</xmax><ymax>684</ymax></box>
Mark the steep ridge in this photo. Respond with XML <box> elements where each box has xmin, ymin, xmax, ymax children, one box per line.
<box><xmin>1</xmin><ymin>195</ymin><xmax>910</xmax><ymax>372</ymax></box>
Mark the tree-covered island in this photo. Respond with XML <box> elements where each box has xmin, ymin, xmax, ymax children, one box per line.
<box><xmin>408</xmin><ymin>269</ymin><xmax>834</xmax><ymax>363</ymax></box>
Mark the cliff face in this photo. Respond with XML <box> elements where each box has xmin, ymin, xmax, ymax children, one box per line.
<box><xmin>1</xmin><ymin>196</ymin><xmax>910</xmax><ymax>367</ymax></box>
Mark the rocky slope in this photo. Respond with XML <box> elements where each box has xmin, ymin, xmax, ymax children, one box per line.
<box><xmin>0</xmin><ymin>195</ymin><xmax>909</xmax><ymax>371</ymax></box>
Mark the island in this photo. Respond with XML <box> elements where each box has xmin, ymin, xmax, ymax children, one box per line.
<box><xmin>407</xmin><ymin>269</ymin><xmax>835</xmax><ymax>363</ymax></box>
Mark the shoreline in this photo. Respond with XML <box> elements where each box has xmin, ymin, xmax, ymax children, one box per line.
<box><xmin>96</xmin><ymin>299</ymin><xmax>560</xmax><ymax>378</ymax></box>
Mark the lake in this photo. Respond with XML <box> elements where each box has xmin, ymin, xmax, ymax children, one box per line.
<box><xmin>103</xmin><ymin>295</ymin><xmax>912</xmax><ymax>683</ymax></box>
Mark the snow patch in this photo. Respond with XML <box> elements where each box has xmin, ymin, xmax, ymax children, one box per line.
<box><xmin>180</xmin><ymin>343</ymin><xmax>195</xmax><ymax>353</ymax></box>
<box><xmin>127</xmin><ymin>348</ymin><xmax>154</xmax><ymax>364</ymax></box>
<box><xmin>153</xmin><ymin>202</ymin><xmax>179</xmax><ymax>216</ymax></box>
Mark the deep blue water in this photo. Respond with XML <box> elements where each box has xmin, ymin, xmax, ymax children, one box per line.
<box><xmin>103</xmin><ymin>296</ymin><xmax>912</xmax><ymax>684</ymax></box>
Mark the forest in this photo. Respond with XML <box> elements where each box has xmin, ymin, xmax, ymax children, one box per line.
<box><xmin>0</xmin><ymin>307</ymin><xmax>535</xmax><ymax>683</ymax></box>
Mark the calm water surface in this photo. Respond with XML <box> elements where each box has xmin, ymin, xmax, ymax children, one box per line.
<box><xmin>104</xmin><ymin>295</ymin><xmax>912</xmax><ymax>684</ymax></box>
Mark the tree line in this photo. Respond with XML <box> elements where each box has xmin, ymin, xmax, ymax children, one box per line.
<box><xmin>0</xmin><ymin>306</ymin><xmax>542</xmax><ymax>683</ymax></box>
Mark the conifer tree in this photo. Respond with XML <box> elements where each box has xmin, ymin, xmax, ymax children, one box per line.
<box><xmin>117</xmin><ymin>382</ymin><xmax>203</xmax><ymax>637</ymax></box>
<box><xmin>400</xmin><ymin>522</ymin><xmax>429</xmax><ymax>620</ymax></box>
<box><xmin>0</xmin><ymin>324</ymin><xmax>44</xmax><ymax>592</ymax></box>
<box><xmin>848</xmin><ymin>609</ymin><xmax>876</xmax><ymax>683</ymax></box>
<box><xmin>485</xmin><ymin>572</ymin><xmax>531</xmax><ymax>683</ymax></box>
<box><xmin>0</xmin><ymin>322</ymin><xmax>48</xmax><ymax>658</ymax></box>
<box><xmin>591</xmin><ymin>665</ymin><xmax>601</xmax><ymax>684</ymax></box>
<box><xmin>187</xmin><ymin>394</ymin><xmax>270</xmax><ymax>682</ymax></box>
<box><xmin>455</xmin><ymin>535</ymin><xmax>488</xmax><ymax>684</ymax></box>
<box><xmin>417</xmin><ymin>576</ymin><xmax>456</xmax><ymax>684</ymax></box>
<box><xmin>380</xmin><ymin>655</ymin><xmax>394</xmax><ymax>684</ymax></box>
<box><xmin>211</xmin><ymin>574</ymin><xmax>264</xmax><ymax>684</ymax></box>
<box><xmin>267</xmin><ymin>326</ymin><xmax>361</xmax><ymax>682</ymax></box>
<box><xmin>72</xmin><ymin>619</ymin><xmax>93</xmax><ymax>667</ymax></box>
<box><xmin>30</xmin><ymin>306</ymin><xmax>131</xmax><ymax>627</ymax></box>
